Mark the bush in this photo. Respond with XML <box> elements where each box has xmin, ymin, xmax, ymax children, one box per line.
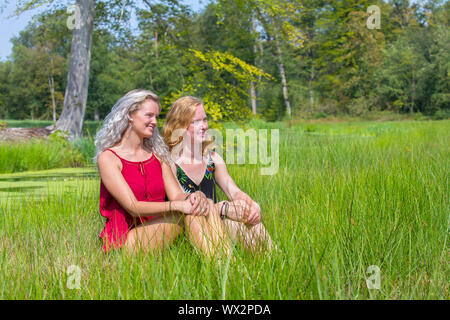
<box><xmin>313</xmin><ymin>112</ymin><xmax>328</xmax><ymax>119</ymax></box>
<box><xmin>432</xmin><ymin>109</ymin><xmax>450</xmax><ymax>120</ymax></box>
<box><xmin>0</xmin><ymin>135</ymin><xmax>87</xmax><ymax>174</ymax></box>
<box><xmin>73</xmin><ymin>136</ymin><xmax>96</xmax><ymax>164</ymax></box>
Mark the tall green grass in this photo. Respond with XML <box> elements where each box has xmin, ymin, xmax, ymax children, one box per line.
<box><xmin>0</xmin><ymin>120</ymin><xmax>448</xmax><ymax>299</ymax></box>
<box><xmin>0</xmin><ymin>137</ymin><xmax>88</xmax><ymax>174</ymax></box>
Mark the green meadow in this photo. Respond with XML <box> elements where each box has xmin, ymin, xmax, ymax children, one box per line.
<box><xmin>0</xmin><ymin>119</ymin><xmax>448</xmax><ymax>299</ymax></box>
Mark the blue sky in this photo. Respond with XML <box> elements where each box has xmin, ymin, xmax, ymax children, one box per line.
<box><xmin>0</xmin><ymin>0</ymin><xmax>206</xmax><ymax>61</ymax></box>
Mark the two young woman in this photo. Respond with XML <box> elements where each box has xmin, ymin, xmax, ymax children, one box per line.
<box><xmin>95</xmin><ymin>89</ymin><xmax>272</xmax><ymax>255</ymax></box>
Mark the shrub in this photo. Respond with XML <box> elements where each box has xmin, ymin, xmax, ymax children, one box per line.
<box><xmin>0</xmin><ymin>135</ymin><xmax>87</xmax><ymax>174</ymax></box>
<box><xmin>432</xmin><ymin>109</ymin><xmax>450</xmax><ymax>120</ymax></box>
<box><xmin>313</xmin><ymin>112</ymin><xmax>328</xmax><ymax>119</ymax></box>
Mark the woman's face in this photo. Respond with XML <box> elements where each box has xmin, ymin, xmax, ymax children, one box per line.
<box><xmin>129</xmin><ymin>99</ymin><xmax>159</xmax><ymax>138</ymax></box>
<box><xmin>187</xmin><ymin>104</ymin><xmax>208</xmax><ymax>144</ymax></box>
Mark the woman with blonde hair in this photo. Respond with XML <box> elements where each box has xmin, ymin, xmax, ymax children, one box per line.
<box><xmin>163</xmin><ymin>96</ymin><xmax>274</xmax><ymax>252</ymax></box>
<box><xmin>94</xmin><ymin>89</ymin><xmax>229</xmax><ymax>256</ymax></box>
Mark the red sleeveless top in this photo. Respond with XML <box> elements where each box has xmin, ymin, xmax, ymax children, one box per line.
<box><xmin>99</xmin><ymin>148</ymin><xmax>166</xmax><ymax>252</ymax></box>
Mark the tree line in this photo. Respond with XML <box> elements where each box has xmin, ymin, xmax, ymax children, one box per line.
<box><xmin>0</xmin><ymin>0</ymin><xmax>448</xmax><ymax>134</ymax></box>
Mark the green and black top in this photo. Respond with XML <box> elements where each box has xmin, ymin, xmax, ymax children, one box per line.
<box><xmin>175</xmin><ymin>151</ymin><xmax>217</xmax><ymax>203</ymax></box>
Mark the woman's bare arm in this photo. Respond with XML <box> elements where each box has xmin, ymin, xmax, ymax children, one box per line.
<box><xmin>98</xmin><ymin>151</ymin><xmax>200</xmax><ymax>217</ymax></box>
<box><xmin>212</xmin><ymin>151</ymin><xmax>261</xmax><ymax>225</ymax></box>
<box><xmin>162</xmin><ymin>160</ymin><xmax>189</xmax><ymax>200</ymax></box>
<box><xmin>212</xmin><ymin>151</ymin><xmax>253</xmax><ymax>202</ymax></box>
<box><xmin>162</xmin><ymin>159</ymin><xmax>210</xmax><ymax>216</ymax></box>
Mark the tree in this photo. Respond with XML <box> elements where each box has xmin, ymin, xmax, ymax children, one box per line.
<box><xmin>0</xmin><ymin>61</ymin><xmax>12</xmax><ymax>119</ymax></box>
<box><xmin>85</xmin><ymin>30</ymin><xmax>135</xmax><ymax>121</ymax></box>
<box><xmin>9</xmin><ymin>0</ymin><xmax>94</xmax><ymax>138</ymax></box>
<box><xmin>34</xmin><ymin>10</ymin><xmax>69</xmax><ymax>121</ymax></box>
<box><xmin>164</xmin><ymin>49</ymin><xmax>272</xmax><ymax>124</ymax></box>
<box><xmin>375</xmin><ymin>36</ymin><xmax>423</xmax><ymax>113</ymax></box>
<box><xmin>422</xmin><ymin>0</ymin><xmax>450</xmax><ymax>114</ymax></box>
<box><xmin>55</xmin><ymin>0</ymin><xmax>95</xmax><ymax>138</ymax></box>
<box><xmin>195</xmin><ymin>1</ymin><xmax>261</xmax><ymax>115</ymax></box>
<box><xmin>252</xmin><ymin>0</ymin><xmax>303</xmax><ymax>117</ymax></box>
<box><xmin>3</xmin><ymin>9</ymin><xmax>69</xmax><ymax>121</ymax></box>
<box><xmin>133</xmin><ymin>1</ymin><xmax>191</xmax><ymax>105</ymax></box>
<box><xmin>4</xmin><ymin>0</ymin><xmax>447</xmax><ymax>123</ymax></box>
<box><xmin>216</xmin><ymin>0</ymin><xmax>304</xmax><ymax>117</ymax></box>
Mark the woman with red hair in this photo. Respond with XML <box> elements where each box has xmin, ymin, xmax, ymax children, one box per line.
<box><xmin>163</xmin><ymin>96</ymin><xmax>274</xmax><ymax>252</ymax></box>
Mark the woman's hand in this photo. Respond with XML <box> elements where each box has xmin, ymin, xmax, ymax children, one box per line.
<box><xmin>246</xmin><ymin>201</ymin><xmax>261</xmax><ymax>226</ymax></box>
<box><xmin>224</xmin><ymin>200</ymin><xmax>261</xmax><ymax>225</ymax></box>
<box><xmin>223</xmin><ymin>200</ymin><xmax>250</xmax><ymax>223</ymax></box>
<box><xmin>184</xmin><ymin>191</ymin><xmax>209</xmax><ymax>216</ymax></box>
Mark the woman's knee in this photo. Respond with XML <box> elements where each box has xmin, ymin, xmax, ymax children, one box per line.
<box><xmin>124</xmin><ymin>229</ymin><xmax>141</xmax><ymax>253</ymax></box>
<box><xmin>124</xmin><ymin>220</ymin><xmax>182</xmax><ymax>253</ymax></box>
<box><xmin>185</xmin><ymin>215</ymin><xmax>209</xmax><ymax>232</ymax></box>
<box><xmin>250</xmin><ymin>222</ymin><xmax>270</xmax><ymax>237</ymax></box>
<box><xmin>185</xmin><ymin>213</ymin><xmax>205</xmax><ymax>222</ymax></box>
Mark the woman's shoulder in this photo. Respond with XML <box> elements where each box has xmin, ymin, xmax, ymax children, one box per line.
<box><xmin>209</xmin><ymin>150</ymin><xmax>225</xmax><ymax>165</ymax></box>
<box><xmin>157</xmin><ymin>154</ymin><xmax>177</xmax><ymax>173</ymax></box>
<box><xmin>98</xmin><ymin>149</ymin><xmax>122</xmax><ymax>170</ymax></box>
<box><xmin>153</xmin><ymin>153</ymin><xmax>162</xmax><ymax>162</ymax></box>
<box><xmin>98</xmin><ymin>148</ymin><xmax>116</xmax><ymax>162</ymax></box>
<box><xmin>98</xmin><ymin>146</ymin><xmax>121</xmax><ymax>159</ymax></box>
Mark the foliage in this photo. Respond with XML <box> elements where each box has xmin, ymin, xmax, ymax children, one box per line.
<box><xmin>0</xmin><ymin>124</ymin><xmax>95</xmax><ymax>175</ymax></box>
<box><xmin>163</xmin><ymin>49</ymin><xmax>272</xmax><ymax>124</ymax></box>
<box><xmin>0</xmin><ymin>135</ymin><xmax>87</xmax><ymax>174</ymax></box>
<box><xmin>0</xmin><ymin>1</ymin><xmax>448</xmax><ymax>124</ymax></box>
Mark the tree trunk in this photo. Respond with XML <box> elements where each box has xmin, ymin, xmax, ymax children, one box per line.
<box><xmin>250</xmin><ymin>80</ymin><xmax>257</xmax><ymax>115</ymax></box>
<box><xmin>257</xmin><ymin>40</ymin><xmax>264</xmax><ymax>112</ymax></box>
<box><xmin>94</xmin><ymin>108</ymin><xmax>99</xmax><ymax>121</ymax></box>
<box><xmin>1</xmin><ymin>104</ymin><xmax>7</xmax><ymax>119</ymax></box>
<box><xmin>274</xmin><ymin>33</ymin><xmax>291</xmax><ymax>117</ymax></box>
<box><xmin>55</xmin><ymin>0</ymin><xmax>95</xmax><ymax>139</ymax></box>
<box><xmin>309</xmin><ymin>67</ymin><xmax>315</xmax><ymax>111</ymax></box>
<box><xmin>308</xmin><ymin>48</ymin><xmax>315</xmax><ymax>111</ymax></box>
<box><xmin>48</xmin><ymin>73</ymin><xmax>57</xmax><ymax>122</ymax></box>
<box><xmin>254</xmin><ymin>7</ymin><xmax>291</xmax><ymax>117</ymax></box>
<box><xmin>249</xmin><ymin>39</ymin><xmax>258</xmax><ymax>115</ymax></box>
<box><xmin>155</xmin><ymin>31</ymin><xmax>159</xmax><ymax>60</ymax></box>
<box><xmin>411</xmin><ymin>70</ymin><xmax>415</xmax><ymax>114</ymax></box>
<box><xmin>258</xmin><ymin>41</ymin><xmax>264</xmax><ymax>82</ymax></box>
<box><xmin>45</xmin><ymin>54</ymin><xmax>57</xmax><ymax>123</ymax></box>
<box><xmin>250</xmin><ymin>17</ymin><xmax>258</xmax><ymax>116</ymax></box>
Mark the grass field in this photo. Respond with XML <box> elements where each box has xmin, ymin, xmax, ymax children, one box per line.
<box><xmin>0</xmin><ymin>119</ymin><xmax>448</xmax><ymax>299</ymax></box>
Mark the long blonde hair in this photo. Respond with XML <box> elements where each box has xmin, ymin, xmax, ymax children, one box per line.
<box><xmin>163</xmin><ymin>96</ymin><xmax>214</xmax><ymax>156</ymax></box>
<box><xmin>94</xmin><ymin>89</ymin><xmax>171</xmax><ymax>163</ymax></box>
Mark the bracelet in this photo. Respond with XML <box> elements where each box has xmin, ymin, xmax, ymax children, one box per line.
<box><xmin>220</xmin><ymin>201</ymin><xmax>229</xmax><ymax>220</ymax></box>
<box><xmin>224</xmin><ymin>201</ymin><xmax>229</xmax><ymax>219</ymax></box>
<box><xmin>220</xmin><ymin>202</ymin><xmax>225</xmax><ymax>220</ymax></box>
